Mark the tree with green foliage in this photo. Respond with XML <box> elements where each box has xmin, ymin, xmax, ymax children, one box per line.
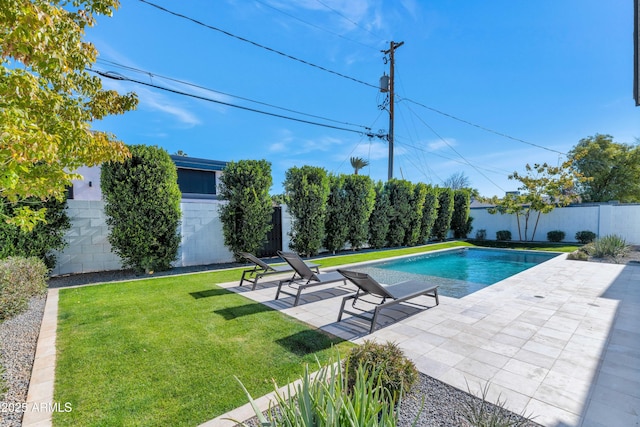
<box><xmin>418</xmin><ymin>185</ymin><xmax>439</xmax><ymax>244</ymax></box>
<box><xmin>451</xmin><ymin>189</ymin><xmax>471</xmax><ymax>238</ymax></box>
<box><xmin>218</xmin><ymin>160</ymin><xmax>273</xmax><ymax>261</ymax></box>
<box><xmin>0</xmin><ymin>197</ymin><xmax>70</xmax><ymax>269</ymax></box>
<box><xmin>568</xmin><ymin>134</ymin><xmax>640</xmax><ymax>202</ymax></box>
<box><xmin>385</xmin><ymin>179</ymin><xmax>414</xmax><ymax>247</ymax></box>
<box><xmin>404</xmin><ymin>183</ymin><xmax>428</xmax><ymax>246</ymax></box>
<box><xmin>323</xmin><ymin>174</ymin><xmax>349</xmax><ymax>254</ymax></box>
<box><xmin>0</xmin><ymin>0</ymin><xmax>137</xmax><ymax>229</ymax></box>
<box><xmin>487</xmin><ymin>162</ymin><xmax>579</xmax><ymax>241</ymax></box>
<box><xmin>343</xmin><ymin>175</ymin><xmax>375</xmax><ymax>250</ymax></box>
<box><xmin>368</xmin><ymin>181</ymin><xmax>392</xmax><ymax>249</ymax></box>
<box><xmin>284</xmin><ymin>166</ymin><xmax>329</xmax><ymax>257</ymax></box>
<box><xmin>101</xmin><ymin>145</ymin><xmax>182</xmax><ymax>273</ymax></box>
<box><xmin>433</xmin><ymin>188</ymin><xmax>454</xmax><ymax>241</ymax></box>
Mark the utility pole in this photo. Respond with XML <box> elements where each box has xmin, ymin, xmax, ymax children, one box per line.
<box><xmin>382</xmin><ymin>41</ymin><xmax>403</xmax><ymax>180</ymax></box>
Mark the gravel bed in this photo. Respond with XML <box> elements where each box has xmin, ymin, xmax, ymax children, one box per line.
<box><xmin>237</xmin><ymin>372</ymin><xmax>541</xmax><ymax>426</ymax></box>
<box><xmin>0</xmin><ymin>295</ymin><xmax>46</xmax><ymax>427</ymax></box>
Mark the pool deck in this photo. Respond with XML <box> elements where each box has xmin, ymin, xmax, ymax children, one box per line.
<box><xmin>210</xmin><ymin>254</ymin><xmax>640</xmax><ymax>427</ymax></box>
<box><xmin>23</xmin><ymin>253</ymin><xmax>639</xmax><ymax>426</ymax></box>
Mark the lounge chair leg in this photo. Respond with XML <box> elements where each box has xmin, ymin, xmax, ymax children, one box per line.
<box><xmin>294</xmin><ymin>288</ymin><xmax>302</xmax><ymax>306</ymax></box>
<box><xmin>370</xmin><ymin>307</ymin><xmax>381</xmax><ymax>334</ymax></box>
<box><xmin>338</xmin><ymin>295</ymin><xmax>351</xmax><ymax>321</ymax></box>
<box><xmin>275</xmin><ymin>280</ymin><xmax>284</xmax><ymax>300</ymax></box>
<box><xmin>251</xmin><ymin>276</ymin><xmax>260</xmax><ymax>291</ymax></box>
<box><xmin>240</xmin><ymin>270</ymin><xmax>248</xmax><ymax>287</ymax></box>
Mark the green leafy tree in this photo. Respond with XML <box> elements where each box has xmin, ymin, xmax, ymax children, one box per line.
<box><xmin>418</xmin><ymin>185</ymin><xmax>439</xmax><ymax>244</ymax></box>
<box><xmin>451</xmin><ymin>189</ymin><xmax>471</xmax><ymax>239</ymax></box>
<box><xmin>368</xmin><ymin>181</ymin><xmax>392</xmax><ymax>249</ymax></box>
<box><xmin>404</xmin><ymin>183</ymin><xmax>428</xmax><ymax>246</ymax></box>
<box><xmin>284</xmin><ymin>166</ymin><xmax>329</xmax><ymax>257</ymax></box>
<box><xmin>350</xmin><ymin>156</ymin><xmax>370</xmax><ymax>175</ymax></box>
<box><xmin>568</xmin><ymin>134</ymin><xmax>640</xmax><ymax>202</ymax></box>
<box><xmin>101</xmin><ymin>145</ymin><xmax>182</xmax><ymax>273</ymax></box>
<box><xmin>343</xmin><ymin>175</ymin><xmax>375</xmax><ymax>249</ymax></box>
<box><xmin>218</xmin><ymin>160</ymin><xmax>273</xmax><ymax>261</ymax></box>
<box><xmin>385</xmin><ymin>179</ymin><xmax>414</xmax><ymax>247</ymax></box>
<box><xmin>323</xmin><ymin>174</ymin><xmax>349</xmax><ymax>254</ymax></box>
<box><xmin>433</xmin><ymin>188</ymin><xmax>454</xmax><ymax>241</ymax></box>
<box><xmin>0</xmin><ymin>197</ymin><xmax>70</xmax><ymax>269</ymax></box>
<box><xmin>0</xmin><ymin>0</ymin><xmax>137</xmax><ymax>229</ymax></box>
<box><xmin>487</xmin><ymin>162</ymin><xmax>579</xmax><ymax>241</ymax></box>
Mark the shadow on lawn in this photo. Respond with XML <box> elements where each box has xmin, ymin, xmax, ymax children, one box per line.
<box><xmin>214</xmin><ymin>302</ymin><xmax>274</xmax><ymax>320</ymax></box>
<box><xmin>189</xmin><ymin>288</ymin><xmax>233</xmax><ymax>299</ymax></box>
<box><xmin>275</xmin><ymin>330</ymin><xmax>341</xmax><ymax>356</ymax></box>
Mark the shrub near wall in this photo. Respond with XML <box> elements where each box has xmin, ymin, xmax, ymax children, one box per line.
<box><xmin>284</xmin><ymin>165</ymin><xmax>329</xmax><ymax>257</ymax></box>
<box><xmin>101</xmin><ymin>145</ymin><xmax>182</xmax><ymax>273</ymax></box>
<box><xmin>433</xmin><ymin>188</ymin><xmax>454</xmax><ymax>241</ymax></box>
<box><xmin>218</xmin><ymin>160</ymin><xmax>273</xmax><ymax>261</ymax></box>
<box><xmin>451</xmin><ymin>189</ymin><xmax>471</xmax><ymax>238</ymax></box>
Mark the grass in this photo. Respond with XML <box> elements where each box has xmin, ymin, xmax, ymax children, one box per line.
<box><xmin>54</xmin><ymin>273</ymin><xmax>351</xmax><ymax>426</ymax></box>
<box><xmin>52</xmin><ymin>240</ymin><xmax>565</xmax><ymax>426</ymax></box>
<box><xmin>467</xmin><ymin>239</ymin><xmax>580</xmax><ymax>253</ymax></box>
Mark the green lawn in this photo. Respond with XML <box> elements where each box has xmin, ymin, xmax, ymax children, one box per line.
<box><xmin>52</xmin><ymin>240</ymin><xmax>575</xmax><ymax>426</ymax></box>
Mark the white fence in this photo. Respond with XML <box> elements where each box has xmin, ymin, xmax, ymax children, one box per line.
<box><xmin>52</xmin><ymin>201</ymin><xmax>640</xmax><ymax>276</ymax></box>
<box><xmin>471</xmin><ymin>204</ymin><xmax>640</xmax><ymax>244</ymax></box>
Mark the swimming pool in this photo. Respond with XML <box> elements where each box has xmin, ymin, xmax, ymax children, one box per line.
<box><xmin>353</xmin><ymin>248</ymin><xmax>557</xmax><ymax>298</ymax></box>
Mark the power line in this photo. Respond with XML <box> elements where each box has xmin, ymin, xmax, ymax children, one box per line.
<box><xmin>137</xmin><ymin>0</ymin><xmax>378</xmax><ymax>90</ymax></box>
<box><xmin>90</xmin><ymin>69</ymin><xmax>373</xmax><ymax>136</ymax></box>
<box><xmin>403</xmin><ymin>104</ymin><xmax>506</xmax><ymax>191</ymax></box>
<box><xmin>253</xmin><ymin>0</ymin><xmax>380</xmax><ymax>51</ymax></box>
<box><xmin>313</xmin><ymin>0</ymin><xmax>382</xmax><ymax>40</ymax></box>
<box><xmin>398</xmin><ymin>96</ymin><xmax>567</xmax><ymax>155</ymax></box>
<box><xmin>95</xmin><ymin>58</ymin><xmax>371</xmax><ymax>131</ymax></box>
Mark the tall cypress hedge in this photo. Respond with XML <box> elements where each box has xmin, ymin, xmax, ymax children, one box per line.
<box><xmin>404</xmin><ymin>182</ymin><xmax>428</xmax><ymax>246</ymax></box>
<box><xmin>323</xmin><ymin>174</ymin><xmax>349</xmax><ymax>254</ymax></box>
<box><xmin>451</xmin><ymin>189</ymin><xmax>472</xmax><ymax>238</ymax></box>
<box><xmin>385</xmin><ymin>179</ymin><xmax>414</xmax><ymax>247</ymax></box>
<box><xmin>343</xmin><ymin>174</ymin><xmax>375</xmax><ymax>250</ymax></box>
<box><xmin>419</xmin><ymin>185</ymin><xmax>439</xmax><ymax>244</ymax></box>
<box><xmin>284</xmin><ymin>165</ymin><xmax>329</xmax><ymax>257</ymax></box>
<box><xmin>433</xmin><ymin>187</ymin><xmax>454</xmax><ymax>241</ymax></box>
<box><xmin>101</xmin><ymin>145</ymin><xmax>182</xmax><ymax>273</ymax></box>
<box><xmin>218</xmin><ymin>160</ymin><xmax>273</xmax><ymax>261</ymax></box>
<box><xmin>368</xmin><ymin>181</ymin><xmax>392</xmax><ymax>249</ymax></box>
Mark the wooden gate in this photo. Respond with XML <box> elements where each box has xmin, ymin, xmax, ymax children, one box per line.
<box><xmin>258</xmin><ymin>206</ymin><xmax>283</xmax><ymax>257</ymax></box>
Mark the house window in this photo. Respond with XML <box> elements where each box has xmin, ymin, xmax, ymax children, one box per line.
<box><xmin>176</xmin><ymin>168</ymin><xmax>217</xmax><ymax>197</ymax></box>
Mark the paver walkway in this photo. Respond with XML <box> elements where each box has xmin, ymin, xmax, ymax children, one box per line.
<box><xmin>23</xmin><ymin>253</ymin><xmax>639</xmax><ymax>427</ymax></box>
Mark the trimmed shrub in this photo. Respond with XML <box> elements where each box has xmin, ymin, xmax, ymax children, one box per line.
<box><xmin>284</xmin><ymin>165</ymin><xmax>329</xmax><ymax>257</ymax></box>
<box><xmin>101</xmin><ymin>145</ymin><xmax>182</xmax><ymax>273</ymax></box>
<box><xmin>344</xmin><ymin>340</ymin><xmax>418</xmax><ymax>402</ymax></box>
<box><xmin>587</xmin><ymin>234</ymin><xmax>630</xmax><ymax>261</ymax></box>
<box><xmin>475</xmin><ymin>229</ymin><xmax>487</xmax><ymax>240</ymax></box>
<box><xmin>219</xmin><ymin>160</ymin><xmax>273</xmax><ymax>261</ymax></box>
<box><xmin>385</xmin><ymin>179</ymin><xmax>414</xmax><ymax>247</ymax></box>
<box><xmin>496</xmin><ymin>230</ymin><xmax>512</xmax><ymax>241</ymax></box>
<box><xmin>575</xmin><ymin>230</ymin><xmax>596</xmax><ymax>244</ymax></box>
<box><xmin>0</xmin><ymin>256</ymin><xmax>48</xmax><ymax>321</ymax></box>
<box><xmin>368</xmin><ymin>181</ymin><xmax>392</xmax><ymax>249</ymax></box>
<box><xmin>547</xmin><ymin>230</ymin><xmax>565</xmax><ymax>243</ymax></box>
<box><xmin>433</xmin><ymin>188</ymin><xmax>454</xmax><ymax>241</ymax></box>
<box><xmin>418</xmin><ymin>186</ymin><xmax>439</xmax><ymax>244</ymax></box>
<box><xmin>404</xmin><ymin>182</ymin><xmax>428</xmax><ymax>246</ymax></box>
<box><xmin>567</xmin><ymin>250</ymin><xmax>589</xmax><ymax>261</ymax></box>
<box><xmin>0</xmin><ymin>197</ymin><xmax>70</xmax><ymax>269</ymax></box>
<box><xmin>451</xmin><ymin>189</ymin><xmax>471</xmax><ymax>238</ymax></box>
<box><xmin>343</xmin><ymin>175</ymin><xmax>375</xmax><ymax>250</ymax></box>
<box><xmin>323</xmin><ymin>174</ymin><xmax>349</xmax><ymax>254</ymax></box>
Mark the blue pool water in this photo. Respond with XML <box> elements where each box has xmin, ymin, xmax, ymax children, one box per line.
<box><xmin>354</xmin><ymin>248</ymin><xmax>557</xmax><ymax>298</ymax></box>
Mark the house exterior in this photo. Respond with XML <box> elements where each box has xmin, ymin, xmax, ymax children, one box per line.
<box><xmin>67</xmin><ymin>155</ymin><xmax>227</xmax><ymax>201</ymax></box>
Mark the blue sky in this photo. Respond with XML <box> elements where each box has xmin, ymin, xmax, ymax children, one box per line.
<box><xmin>89</xmin><ymin>0</ymin><xmax>639</xmax><ymax>197</ymax></box>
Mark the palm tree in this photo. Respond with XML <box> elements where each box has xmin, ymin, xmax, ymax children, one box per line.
<box><xmin>350</xmin><ymin>156</ymin><xmax>369</xmax><ymax>175</ymax></box>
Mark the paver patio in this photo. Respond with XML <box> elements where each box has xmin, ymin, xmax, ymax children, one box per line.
<box><xmin>24</xmin><ymin>253</ymin><xmax>639</xmax><ymax>427</ymax></box>
<box><xmin>215</xmin><ymin>254</ymin><xmax>639</xmax><ymax>427</ymax></box>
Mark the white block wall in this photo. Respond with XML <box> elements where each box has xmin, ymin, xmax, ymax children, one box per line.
<box><xmin>471</xmin><ymin>204</ymin><xmax>640</xmax><ymax>244</ymax></box>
